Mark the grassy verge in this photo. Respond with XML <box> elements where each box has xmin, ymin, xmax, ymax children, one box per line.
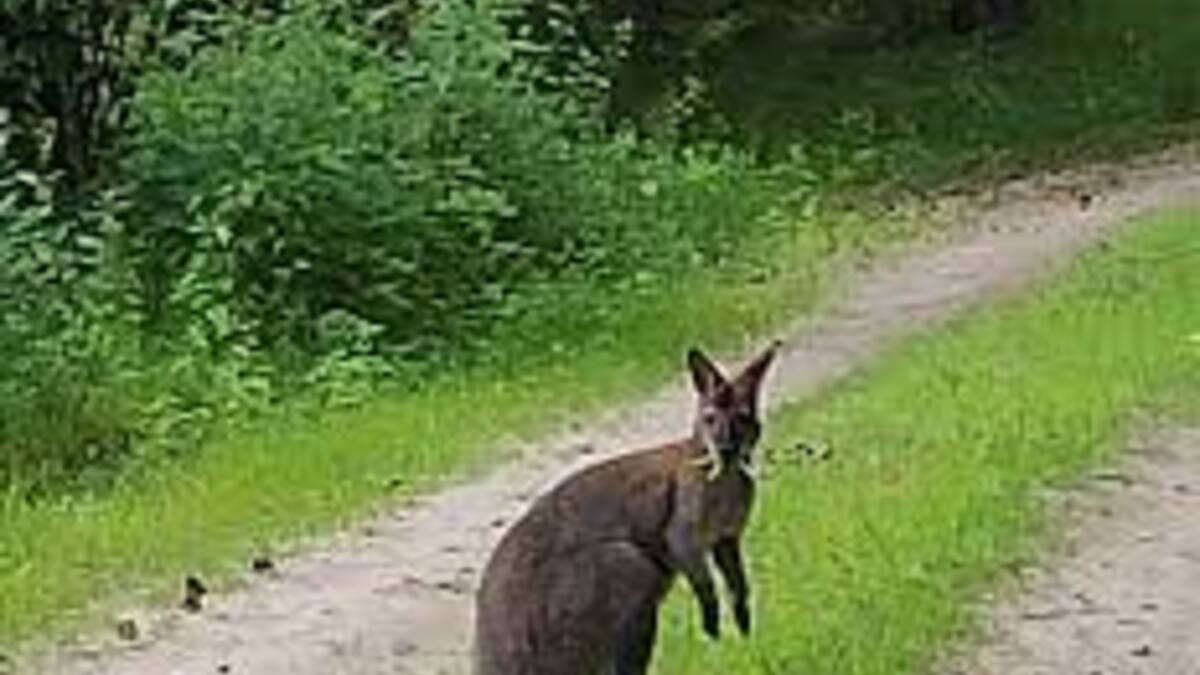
<box><xmin>654</xmin><ymin>206</ymin><xmax>1200</xmax><ymax>674</ymax></box>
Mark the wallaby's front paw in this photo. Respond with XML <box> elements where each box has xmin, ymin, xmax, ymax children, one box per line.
<box><xmin>734</xmin><ymin>599</ymin><xmax>751</xmax><ymax>636</ymax></box>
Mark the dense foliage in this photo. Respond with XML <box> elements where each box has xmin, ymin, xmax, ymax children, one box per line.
<box><xmin>0</xmin><ymin>0</ymin><xmax>789</xmax><ymax>497</ymax></box>
<box><xmin>1</xmin><ymin>0</ymin><xmax>1195</xmax><ymax>501</ymax></box>
<box><xmin>121</xmin><ymin>8</ymin><xmax>764</xmax><ymax>352</ymax></box>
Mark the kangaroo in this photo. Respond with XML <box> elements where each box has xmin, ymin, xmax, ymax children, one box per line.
<box><xmin>474</xmin><ymin>342</ymin><xmax>779</xmax><ymax>675</ymax></box>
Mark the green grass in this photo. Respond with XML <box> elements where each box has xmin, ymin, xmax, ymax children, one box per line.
<box><xmin>653</xmin><ymin>206</ymin><xmax>1200</xmax><ymax>674</ymax></box>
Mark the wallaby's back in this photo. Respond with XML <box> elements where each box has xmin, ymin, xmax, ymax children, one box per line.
<box><xmin>475</xmin><ymin>443</ymin><xmax>688</xmax><ymax>675</ymax></box>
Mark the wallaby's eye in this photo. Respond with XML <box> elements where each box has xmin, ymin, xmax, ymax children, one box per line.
<box><xmin>702</xmin><ymin>411</ymin><xmax>719</xmax><ymax>426</ymax></box>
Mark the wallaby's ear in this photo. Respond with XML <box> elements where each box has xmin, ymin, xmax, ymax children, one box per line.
<box><xmin>734</xmin><ymin>340</ymin><xmax>781</xmax><ymax>402</ymax></box>
<box><xmin>687</xmin><ymin>348</ymin><xmax>727</xmax><ymax>398</ymax></box>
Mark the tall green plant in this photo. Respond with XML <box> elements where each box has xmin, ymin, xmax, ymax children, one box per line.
<box><xmin>0</xmin><ymin>164</ymin><xmax>143</xmax><ymax>495</ymax></box>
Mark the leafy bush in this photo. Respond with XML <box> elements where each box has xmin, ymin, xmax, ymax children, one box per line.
<box><xmin>0</xmin><ymin>0</ymin><xmax>794</xmax><ymax>499</ymax></box>
<box><xmin>0</xmin><ymin>166</ymin><xmax>142</xmax><ymax>495</ymax></box>
<box><xmin>121</xmin><ymin>3</ymin><xmax>784</xmax><ymax>357</ymax></box>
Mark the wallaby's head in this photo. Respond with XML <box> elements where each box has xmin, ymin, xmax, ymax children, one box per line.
<box><xmin>687</xmin><ymin>342</ymin><xmax>780</xmax><ymax>470</ymax></box>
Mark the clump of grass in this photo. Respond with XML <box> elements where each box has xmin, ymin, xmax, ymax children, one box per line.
<box><xmin>653</xmin><ymin>206</ymin><xmax>1200</xmax><ymax>674</ymax></box>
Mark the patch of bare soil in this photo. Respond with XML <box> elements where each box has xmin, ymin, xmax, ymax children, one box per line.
<box><xmin>945</xmin><ymin>428</ymin><xmax>1200</xmax><ymax>675</ymax></box>
<box><xmin>27</xmin><ymin>146</ymin><xmax>1200</xmax><ymax>675</ymax></box>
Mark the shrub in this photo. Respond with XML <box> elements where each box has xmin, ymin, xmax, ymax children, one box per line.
<box><xmin>0</xmin><ymin>167</ymin><xmax>143</xmax><ymax>495</ymax></box>
<box><xmin>121</xmin><ymin>3</ymin><xmax>785</xmax><ymax>357</ymax></box>
<box><xmin>0</xmin><ymin>0</ymin><xmax>792</xmax><ymax>498</ymax></box>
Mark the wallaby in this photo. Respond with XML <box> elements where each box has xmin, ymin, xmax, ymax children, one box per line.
<box><xmin>474</xmin><ymin>342</ymin><xmax>780</xmax><ymax>675</ymax></box>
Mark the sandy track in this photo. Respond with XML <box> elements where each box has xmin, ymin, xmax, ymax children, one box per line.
<box><xmin>31</xmin><ymin>147</ymin><xmax>1200</xmax><ymax>675</ymax></box>
<box><xmin>946</xmin><ymin>428</ymin><xmax>1200</xmax><ymax>675</ymax></box>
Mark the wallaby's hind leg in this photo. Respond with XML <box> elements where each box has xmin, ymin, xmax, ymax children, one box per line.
<box><xmin>613</xmin><ymin>600</ymin><xmax>659</xmax><ymax>675</ymax></box>
<box><xmin>528</xmin><ymin>541</ymin><xmax>669</xmax><ymax>675</ymax></box>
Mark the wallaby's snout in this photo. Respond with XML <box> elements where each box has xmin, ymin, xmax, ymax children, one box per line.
<box><xmin>475</xmin><ymin>341</ymin><xmax>781</xmax><ymax>675</ymax></box>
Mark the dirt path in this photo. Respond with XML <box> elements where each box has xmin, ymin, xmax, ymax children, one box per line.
<box><xmin>945</xmin><ymin>428</ymin><xmax>1200</xmax><ymax>675</ymax></box>
<box><xmin>32</xmin><ymin>148</ymin><xmax>1200</xmax><ymax>675</ymax></box>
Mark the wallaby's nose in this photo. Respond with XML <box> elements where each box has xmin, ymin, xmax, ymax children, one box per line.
<box><xmin>717</xmin><ymin>434</ymin><xmax>750</xmax><ymax>462</ymax></box>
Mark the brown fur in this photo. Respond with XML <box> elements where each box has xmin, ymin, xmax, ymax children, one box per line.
<box><xmin>474</xmin><ymin>343</ymin><xmax>779</xmax><ymax>675</ymax></box>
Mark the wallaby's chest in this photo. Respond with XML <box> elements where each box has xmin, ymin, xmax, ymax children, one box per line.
<box><xmin>692</xmin><ymin>469</ymin><xmax>755</xmax><ymax>545</ymax></box>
